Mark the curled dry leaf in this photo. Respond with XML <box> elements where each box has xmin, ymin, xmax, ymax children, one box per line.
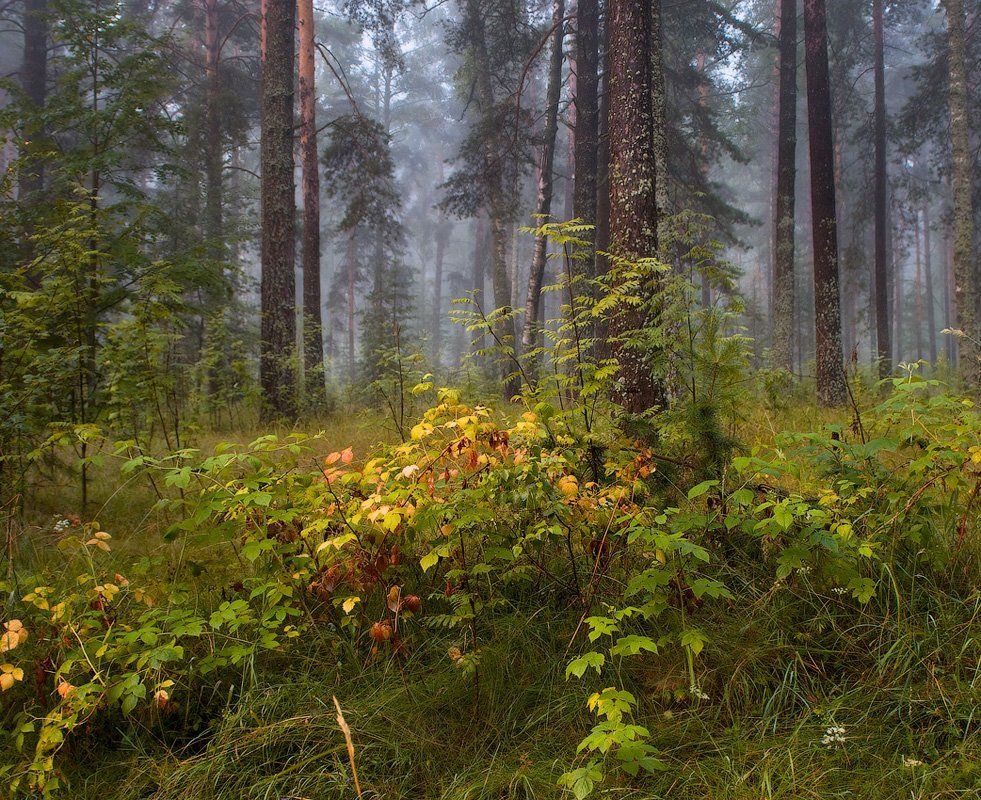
<box><xmin>370</xmin><ymin>621</ymin><xmax>392</xmax><ymax>643</ymax></box>
<box><xmin>386</xmin><ymin>586</ymin><xmax>401</xmax><ymax>612</ymax></box>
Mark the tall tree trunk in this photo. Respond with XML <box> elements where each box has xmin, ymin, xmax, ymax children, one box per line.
<box><xmin>914</xmin><ymin>210</ymin><xmax>924</xmax><ymax>361</ymax></box>
<box><xmin>891</xmin><ymin>217</ymin><xmax>902</xmax><ymax>365</ymax></box>
<box><xmin>471</xmin><ymin>212</ymin><xmax>489</xmax><ymax>357</ymax></box>
<box><xmin>872</xmin><ymin>0</ymin><xmax>890</xmax><ymax>376</ymax></box>
<box><xmin>18</xmin><ymin>0</ymin><xmax>47</xmax><ymax>201</ymax></box>
<box><xmin>607</xmin><ymin>0</ymin><xmax>664</xmax><ymax>414</ymax></box>
<box><xmin>650</xmin><ymin>0</ymin><xmax>669</xmax><ymax>252</ymax></box>
<box><xmin>522</xmin><ymin>0</ymin><xmax>565</xmax><ymax>375</ymax></box>
<box><xmin>465</xmin><ymin>0</ymin><xmax>520</xmax><ymax>399</ymax></box>
<box><xmin>259</xmin><ymin>0</ymin><xmax>297</xmax><ymax>417</ymax></box>
<box><xmin>772</xmin><ymin>0</ymin><xmax>797</xmax><ymax>370</ymax></box>
<box><xmin>432</xmin><ymin>213</ymin><xmax>449</xmax><ymax>367</ymax></box>
<box><xmin>298</xmin><ymin>0</ymin><xmax>323</xmax><ymax>385</ymax></box>
<box><xmin>595</xmin><ymin>7</ymin><xmax>611</xmax><ymax>276</ymax></box>
<box><xmin>696</xmin><ymin>50</ymin><xmax>712</xmax><ymax>308</ymax></box>
<box><xmin>923</xmin><ymin>202</ymin><xmax>937</xmax><ymax>363</ymax></box>
<box><xmin>346</xmin><ymin>232</ymin><xmax>357</xmax><ymax>380</ymax></box>
<box><xmin>574</xmin><ymin>0</ymin><xmax>599</xmax><ymax>264</ymax></box>
<box><xmin>202</xmin><ymin>0</ymin><xmax>223</xmax><ymax>255</ymax></box>
<box><xmin>942</xmin><ymin>0</ymin><xmax>978</xmax><ymax>387</ymax></box>
<box><xmin>803</xmin><ymin>0</ymin><xmax>846</xmax><ymax>406</ymax></box>
<box><xmin>944</xmin><ymin>219</ymin><xmax>955</xmax><ymax>363</ymax></box>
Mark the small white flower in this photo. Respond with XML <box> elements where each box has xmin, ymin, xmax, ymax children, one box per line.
<box><xmin>820</xmin><ymin>725</ymin><xmax>847</xmax><ymax>749</ymax></box>
<box><xmin>690</xmin><ymin>684</ymin><xmax>709</xmax><ymax>700</ymax></box>
<box><xmin>903</xmin><ymin>757</ymin><xmax>924</xmax><ymax>768</ymax></box>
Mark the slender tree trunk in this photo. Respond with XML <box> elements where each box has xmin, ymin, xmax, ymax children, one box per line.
<box><xmin>522</xmin><ymin>0</ymin><xmax>565</xmax><ymax>375</ymax></box>
<box><xmin>914</xmin><ymin>210</ymin><xmax>924</xmax><ymax>361</ymax></box>
<box><xmin>803</xmin><ymin>0</ymin><xmax>846</xmax><ymax>405</ymax></box>
<box><xmin>298</xmin><ymin>0</ymin><xmax>323</xmax><ymax>384</ymax></box>
<box><xmin>872</xmin><ymin>0</ymin><xmax>891</xmax><ymax>376</ymax></box>
<box><xmin>259</xmin><ymin>0</ymin><xmax>297</xmax><ymax>417</ymax></box>
<box><xmin>574</xmin><ymin>0</ymin><xmax>599</xmax><ymax>268</ymax></box>
<box><xmin>891</xmin><ymin>217</ymin><xmax>902</xmax><ymax>365</ymax></box>
<box><xmin>346</xmin><ymin>232</ymin><xmax>357</xmax><ymax>380</ymax></box>
<box><xmin>202</xmin><ymin>0</ymin><xmax>223</xmax><ymax>256</ymax></box>
<box><xmin>696</xmin><ymin>50</ymin><xmax>712</xmax><ymax>308</ymax></box>
<box><xmin>595</xmin><ymin>7</ymin><xmax>611</xmax><ymax>276</ymax></box>
<box><xmin>19</xmin><ymin>0</ymin><xmax>47</xmax><ymax>201</ymax></box>
<box><xmin>944</xmin><ymin>219</ymin><xmax>955</xmax><ymax>363</ymax></box>
<box><xmin>650</xmin><ymin>0</ymin><xmax>669</xmax><ymax>251</ymax></box>
<box><xmin>942</xmin><ymin>0</ymin><xmax>978</xmax><ymax>387</ymax></box>
<box><xmin>607</xmin><ymin>0</ymin><xmax>664</xmax><ymax>414</ymax></box>
<box><xmin>465</xmin><ymin>0</ymin><xmax>520</xmax><ymax>398</ymax></box>
<box><xmin>923</xmin><ymin>202</ymin><xmax>937</xmax><ymax>363</ymax></box>
<box><xmin>771</xmin><ymin>0</ymin><xmax>797</xmax><ymax>370</ymax></box>
<box><xmin>471</xmin><ymin>212</ymin><xmax>489</xmax><ymax>357</ymax></box>
<box><xmin>432</xmin><ymin>213</ymin><xmax>449</xmax><ymax>367</ymax></box>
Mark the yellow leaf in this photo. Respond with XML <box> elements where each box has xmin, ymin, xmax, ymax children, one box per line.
<box><xmin>342</xmin><ymin>597</ymin><xmax>360</xmax><ymax>614</ymax></box>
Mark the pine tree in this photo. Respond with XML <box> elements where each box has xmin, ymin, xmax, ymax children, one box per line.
<box><xmin>803</xmin><ymin>0</ymin><xmax>846</xmax><ymax>405</ymax></box>
<box><xmin>259</xmin><ymin>0</ymin><xmax>297</xmax><ymax>417</ymax></box>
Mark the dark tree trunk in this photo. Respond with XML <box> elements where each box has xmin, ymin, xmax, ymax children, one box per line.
<box><xmin>298</xmin><ymin>0</ymin><xmax>324</xmax><ymax>384</ymax></box>
<box><xmin>891</xmin><ymin>217</ymin><xmax>902</xmax><ymax>365</ymax></box>
<box><xmin>942</xmin><ymin>0</ymin><xmax>978</xmax><ymax>387</ymax></box>
<box><xmin>471</xmin><ymin>212</ymin><xmax>489</xmax><ymax>357</ymax></box>
<box><xmin>872</xmin><ymin>0</ymin><xmax>890</xmax><ymax>377</ymax></box>
<box><xmin>574</xmin><ymin>0</ymin><xmax>599</xmax><ymax>269</ymax></box>
<box><xmin>922</xmin><ymin>202</ymin><xmax>937</xmax><ymax>363</ymax></box>
<box><xmin>522</xmin><ymin>0</ymin><xmax>565</xmax><ymax>373</ymax></box>
<box><xmin>696</xmin><ymin>50</ymin><xmax>712</xmax><ymax>308</ymax></box>
<box><xmin>346</xmin><ymin>232</ymin><xmax>357</xmax><ymax>380</ymax></box>
<box><xmin>259</xmin><ymin>0</ymin><xmax>297</xmax><ymax>417</ymax></box>
<box><xmin>914</xmin><ymin>210</ymin><xmax>924</xmax><ymax>361</ymax></box>
<box><xmin>650</xmin><ymin>0</ymin><xmax>668</xmax><ymax>249</ymax></box>
<box><xmin>803</xmin><ymin>0</ymin><xmax>846</xmax><ymax>406</ymax></box>
<box><xmin>432</xmin><ymin>212</ymin><xmax>450</xmax><ymax>367</ymax></box>
<box><xmin>595</xmin><ymin>6</ymin><xmax>611</xmax><ymax>276</ymax></box>
<box><xmin>465</xmin><ymin>0</ymin><xmax>520</xmax><ymax>399</ymax></box>
<box><xmin>202</xmin><ymin>0</ymin><xmax>223</xmax><ymax>255</ymax></box>
<box><xmin>607</xmin><ymin>0</ymin><xmax>664</xmax><ymax>414</ymax></box>
<box><xmin>771</xmin><ymin>0</ymin><xmax>797</xmax><ymax>370</ymax></box>
<box><xmin>18</xmin><ymin>0</ymin><xmax>47</xmax><ymax>201</ymax></box>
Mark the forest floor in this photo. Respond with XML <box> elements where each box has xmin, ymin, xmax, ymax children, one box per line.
<box><xmin>6</xmin><ymin>396</ymin><xmax>980</xmax><ymax>800</ymax></box>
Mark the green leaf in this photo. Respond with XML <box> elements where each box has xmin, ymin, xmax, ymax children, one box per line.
<box><xmin>566</xmin><ymin>652</ymin><xmax>605</xmax><ymax>679</ymax></box>
<box><xmin>687</xmin><ymin>480</ymin><xmax>719</xmax><ymax>500</ymax></box>
<box><xmin>847</xmin><ymin>576</ymin><xmax>875</xmax><ymax>603</ymax></box>
<box><xmin>610</xmin><ymin>635</ymin><xmax>659</xmax><ymax>657</ymax></box>
<box><xmin>680</xmin><ymin>628</ymin><xmax>707</xmax><ymax>657</ymax></box>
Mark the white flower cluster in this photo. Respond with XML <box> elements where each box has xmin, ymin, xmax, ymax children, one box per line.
<box><xmin>53</xmin><ymin>517</ymin><xmax>70</xmax><ymax>533</ymax></box>
<box><xmin>689</xmin><ymin>684</ymin><xmax>709</xmax><ymax>700</ymax></box>
<box><xmin>902</xmin><ymin>757</ymin><xmax>924</xmax><ymax>768</ymax></box>
<box><xmin>821</xmin><ymin>725</ymin><xmax>846</xmax><ymax>749</ymax></box>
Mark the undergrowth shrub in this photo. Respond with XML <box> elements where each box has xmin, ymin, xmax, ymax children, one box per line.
<box><xmin>1</xmin><ymin>225</ymin><xmax>977</xmax><ymax>798</ymax></box>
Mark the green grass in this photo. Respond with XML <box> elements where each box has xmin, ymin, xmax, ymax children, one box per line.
<box><xmin>6</xmin><ymin>398</ymin><xmax>979</xmax><ymax>800</ymax></box>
